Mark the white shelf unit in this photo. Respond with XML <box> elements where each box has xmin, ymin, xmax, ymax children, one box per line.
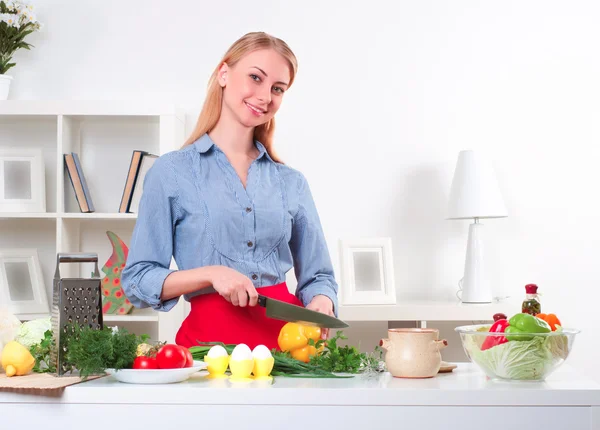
<box><xmin>103</xmin><ymin>307</ymin><xmax>159</xmax><ymax>322</ymax></box>
<box><xmin>338</xmin><ymin>299</ymin><xmax>518</xmax><ymax>325</ymax></box>
<box><xmin>0</xmin><ymin>101</ymin><xmax>186</xmax><ymax>343</ymax></box>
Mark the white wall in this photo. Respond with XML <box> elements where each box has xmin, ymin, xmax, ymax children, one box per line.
<box><xmin>7</xmin><ymin>0</ymin><xmax>600</xmax><ymax>379</ymax></box>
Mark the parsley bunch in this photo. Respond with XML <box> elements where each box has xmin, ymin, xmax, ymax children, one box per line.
<box><xmin>30</xmin><ymin>329</ymin><xmax>56</xmax><ymax>374</ymax></box>
<box><xmin>309</xmin><ymin>331</ymin><xmax>383</xmax><ymax>374</ymax></box>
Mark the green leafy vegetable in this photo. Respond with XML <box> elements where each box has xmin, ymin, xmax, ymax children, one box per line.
<box><xmin>65</xmin><ymin>325</ymin><xmax>148</xmax><ymax>378</ymax></box>
<box><xmin>29</xmin><ymin>329</ymin><xmax>56</xmax><ymax>374</ymax></box>
<box><xmin>189</xmin><ymin>342</ymin><xmax>350</xmax><ymax>378</ymax></box>
<box><xmin>545</xmin><ymin>331</ymin><xmax>569</xmax><ymax>360</ymax></box>
<box><xmin>190</xmin><ymin>332</ymin><xmax>384</xmax><ymax>378</ymax></box>
<box><xmin>465</xmin><ymin>330</ymin><xmax>570</xmax><ymax>380</ymax></box>
<box><xmin>309</xmin><ymin>331</ymin><xmax>382</xmax><ymax>374</ymax></box>
<box><xmin>269</xmin><ymin>349</ymin><xmax>351</xmax><ymax>378</ymax></box>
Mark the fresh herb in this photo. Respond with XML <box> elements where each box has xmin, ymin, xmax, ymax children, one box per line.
<box><xmin>65</xmin><ymin>325</ymin><xmax>148</xmax><ymax>378</ymax></box>
<box><xmin>189</xmin><ymin>342</ymin><xmax>350</xmax><ymax>378</ymax></box>
<box><xmin>29</xmin><ymin>329</ymin><xmax>56</xmax><ymax>374</ymax></box>
<box><xmin>269</xmin><ymin>349</ymin><xmax>351</xmax><ymax>378</ymax></box>
<box><xmin>190</xmin><ymin>333</ymin><xmax>385</xmax><ymax>378</ymax></box>
<box><xmin>309</xmin><ymin>331</ymin><xmax>383</xmax><ymax>374</ymax></box>
<box><xmin>362</xmin><ymin>345</ymin><xmax>385</xmax><ymax>373</ymax></box>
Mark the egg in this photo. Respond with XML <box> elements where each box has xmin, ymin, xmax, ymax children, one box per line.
<box><xmin>229</xmin><ymin>344</ymin><xmax>254</xmax><ymax>380</ymax></box>
<box><xmin>252</xmin><ymin>344</ymin><xmax>274</xmax><ymax>380</ymax></box>
<box><xmin>204</xmin><ymin>345</ymin><xmax>230</xmax><ymax>378</ymax></box>
<box><xmin>231</xmin><ymin>344</ymin><xmax>253</xmax><ymax>361</ymax></box>
<box><xmin>252</xmin><ymin>345</ymin><xmax>272</xmax><ymax>360</ymax></box>
<box><xmin>207</xmin><ymin>345</ymin><xmax>228</xmax><ymax>358</ymax></box>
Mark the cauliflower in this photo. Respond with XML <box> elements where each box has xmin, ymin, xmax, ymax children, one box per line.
<box><xmin>14</xmin><ymin>316</ymin><xmax>52</xmax><ymax>349</ymax></box>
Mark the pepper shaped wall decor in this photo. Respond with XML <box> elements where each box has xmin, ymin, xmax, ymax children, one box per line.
<box><xmin>101</xmin><ymin>231</ymin><xmax>133</xmax><ymax>315</ymax></box>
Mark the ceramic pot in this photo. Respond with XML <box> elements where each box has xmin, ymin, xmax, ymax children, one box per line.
<box><xmin>380</xmin><ymin>328</ymin><xmax>448</xmax><ymax>378</ymax></box>
<box><xmin>0</xmin><ymin>75</ymin><xmax>12</xmax><ymax>100</ymax></box>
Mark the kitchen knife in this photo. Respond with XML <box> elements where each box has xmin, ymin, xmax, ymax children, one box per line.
<box><xmin>257</xmin><ymin>294</ymin><xmax>349</xmax><ymax>328</ymax></box>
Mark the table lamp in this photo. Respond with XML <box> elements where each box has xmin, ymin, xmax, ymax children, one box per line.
<box><xmin>447</xmin><ymin>150</ymin><xmax>507</xmax><ymax>303</ymax></box>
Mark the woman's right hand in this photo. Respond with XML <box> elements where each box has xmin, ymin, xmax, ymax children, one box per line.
<box><xmin>210</xmin><ymin>266</ymin><xmax>259</xmax><ymax>307</ymax></box>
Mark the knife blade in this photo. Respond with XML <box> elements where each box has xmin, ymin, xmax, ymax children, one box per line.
<box><xmin>257</xmin><ymin>295</ymin><xmax>349</xmax><ymax>328</ymax></box>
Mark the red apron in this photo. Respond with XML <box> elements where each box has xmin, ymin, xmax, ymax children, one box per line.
<box><xmin>175</xmin><ymin>282</ymin><xmax>303</xmax><ymax>350</ymax></box>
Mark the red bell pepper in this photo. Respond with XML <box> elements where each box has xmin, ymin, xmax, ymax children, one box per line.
<box><xmin>481</xmin><ymin>319</ymin><xmax>509</xmax><ymax>351</ymax></box>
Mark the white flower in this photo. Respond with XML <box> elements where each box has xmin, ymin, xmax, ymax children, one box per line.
<box><xmin>0</xmin><ymin>13</ymin><xmax>19</xmax><ymax>27</ymax></box>
<box><xmin>9</xmin><ymin>15</ymin><xmax>20</xmax><ymax>27</ymax></box>
<box><xmin>18</xmin><ymin>9</ymin><xmax>37</xmax><ymax>25</ymax></box>
<box><xmin>6</xmin><ymin>1</ymin><xmax>22</xmax><ymax>13</ymax></box>
<box><xmin>111</xmin><ymin>326</ymin><xmax>120</xmax><ymax>335</ymax></box>
<box><xmin>7</xmin><ymin>0</ymin><xmax>33</xmax><ymax>14</ymax></box>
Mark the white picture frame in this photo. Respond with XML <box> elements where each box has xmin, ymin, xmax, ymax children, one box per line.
<box><xmin>0</xmin><ymin>249</ymin><xmax>49</xmax><ymax>316</ymax></box>
<box><xmin>339</xmin><ymin>237</ymin><xmax>396</xmax><ymax>306</ymax></box>
<box><xmin>0</xmin><ymin>148</ymin><xmax>46</xmax><ymax>213</ymax></box>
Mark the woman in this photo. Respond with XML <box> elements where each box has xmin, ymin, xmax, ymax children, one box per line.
<box><xmin>122</xmin><ymin>32</ymin><xmax>338</xmax><ymax>351</ymax></box>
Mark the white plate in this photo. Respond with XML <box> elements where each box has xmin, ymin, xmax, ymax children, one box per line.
<box><xmin>105</xmin><ymin>361</ymin><xmax>207</xmax><ymax>384</ymax></box>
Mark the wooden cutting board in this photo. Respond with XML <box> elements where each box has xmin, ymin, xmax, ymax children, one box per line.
<box><xmin>0</xmin><ymin>372</ymin><xmax>101</xmax><ymax>394</ymax></box>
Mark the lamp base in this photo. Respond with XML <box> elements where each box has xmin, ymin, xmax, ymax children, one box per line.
<box><xmin>460</xmin><ymin>221</ymin><xmax>492</xmax><ymax>304</ymax></box>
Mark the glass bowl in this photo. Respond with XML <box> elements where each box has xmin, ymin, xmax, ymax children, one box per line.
<box><xmin>455</xmin><ymin>324</ymin><xmax>580</xmax><ymax>381</ymax></box>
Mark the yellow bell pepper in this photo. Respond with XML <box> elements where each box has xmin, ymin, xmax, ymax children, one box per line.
<box><xmin>277</xmin><ymin>323</ymin><xmax>322</xmax><ymax>363</ymax></box>
<box><xmin>1</xmin><ymin>341</ymin><xmax>36</xmax><ymax>377</ymax></box>
<box><xmin>290</xmin><ymin>345</ymin><xmax>318</xmax><ymax>362</ymax></box>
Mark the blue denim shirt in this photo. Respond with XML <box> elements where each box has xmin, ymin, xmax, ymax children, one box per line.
<box><xmin>121</xmin><ymin>133</ymin><xmax>339</xmax><ymax>315</ymax></box>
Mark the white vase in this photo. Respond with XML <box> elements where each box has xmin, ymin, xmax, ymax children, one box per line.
<box><xmin>0</xmin><ymin>75</ymin><xmax>13</xmax><ymax>100</ymax></box>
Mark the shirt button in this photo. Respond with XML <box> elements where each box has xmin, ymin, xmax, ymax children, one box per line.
<box><xmin>247</xmin><ymin>241</ymin><xmax>253</xmax><ymax>247</ymax></box>
<box><xmin>245</xmin><ymin>207</ymin><xmax>252</xmax><ymax>213</ymax></box>
<box><xmin>252</xmin><ymin>274</ymin><xmax>258</xmax><ymax>280</ymax></box>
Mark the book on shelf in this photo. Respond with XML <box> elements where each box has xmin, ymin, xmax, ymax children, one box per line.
<box><xmin>64</xmin><ymin>152</ymin><xmax>95</xmax><ymax>213</ymax></box>
<box><xmin>119</xmin><ymin>150</ymin><xmax>158</xmax><ymax>213</ymax></box>
<box><xmin>129</xmin><ymin>152</ymin><xmax>158</xmax><ymax>213</ymax></box>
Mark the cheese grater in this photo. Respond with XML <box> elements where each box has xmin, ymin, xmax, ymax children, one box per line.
<box><xmin>51</xmin><ymin>253</ymin><xmax>104</xmax><ymax>376</ymax></box>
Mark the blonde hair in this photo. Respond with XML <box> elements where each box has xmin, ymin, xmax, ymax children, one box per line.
<box><xmin>183</xmin><ymin>32</ymin><xmax>298</xmax><ymax>163</ymax></box>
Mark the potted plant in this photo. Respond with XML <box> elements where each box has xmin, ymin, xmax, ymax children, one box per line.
<box><xmin>0</xmin><ymin>0</ymin><xmax>41</xmax><ymax>100</ymax></box>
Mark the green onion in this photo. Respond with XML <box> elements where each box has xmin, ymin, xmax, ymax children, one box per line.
<box><xmin>189</xmin><ymin>342</ymin><xmax>352</xmax><ymax>378</ymax></box>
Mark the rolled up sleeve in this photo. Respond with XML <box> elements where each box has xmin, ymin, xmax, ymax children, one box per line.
<box><xmin>121</xmin><ymin>155</ymin><xmax>180</xmax><ymax>312</ymax></box>
<box><xmin>289</xmin><ymin>173</ymin><xmax>339</xmax><ymax>315</ymax></box>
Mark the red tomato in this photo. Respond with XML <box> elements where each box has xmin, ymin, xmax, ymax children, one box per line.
<box><xmin>156</xmin><ymin>344</ymin><xmax>186</xmax><ymax>369</ymax></box>
<box><xmin>181</xmin><ymin>346</ymin><xmax>194</xmax><ymax>368</ymax></box>
<box><xmin>133</xmin><ymin>356</ymin><xmax>158</xmax><ymax>370</ymax></box>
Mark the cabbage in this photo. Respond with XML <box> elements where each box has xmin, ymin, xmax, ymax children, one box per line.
<box><xmin>14</xmin><ymin>316</ymin><xmax>52</xmax><ymax>349</ymax></box>
<box><xmin>466</xmin><ymin>332</ymin><xmax>570</xmax><ymax>380</ymax></box>
<box><xmin>545</xmin><ymin>332</ymin><xmax>569</xmax><ymax>360</ymax></box>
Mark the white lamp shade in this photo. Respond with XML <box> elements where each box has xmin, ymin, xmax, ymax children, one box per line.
<box><xmin>447</xmin><ymin>150</ymin><xmax>508</xmax><ymax>220</ymax></box>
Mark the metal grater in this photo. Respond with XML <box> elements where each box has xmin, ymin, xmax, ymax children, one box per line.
<box><xmin>50</xmin><ymin>253</ymin><xmax>104</xmax><ymax>376</ymax></box>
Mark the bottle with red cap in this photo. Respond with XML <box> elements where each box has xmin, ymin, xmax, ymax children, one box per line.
<box><xmin>522</xmin><ymin>284</ymin><xmax>541</xmax><ymax>315</ymax></box>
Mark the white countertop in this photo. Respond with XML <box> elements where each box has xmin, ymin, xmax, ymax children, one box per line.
<box><xmin>2</xmin><ymin>363</ymin><xmax>599</xmax><ymax>407</ymax></box>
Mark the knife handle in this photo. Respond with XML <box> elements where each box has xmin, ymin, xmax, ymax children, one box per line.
<box><xmin>255</xmin><ymin>294</ymin><xmax>267</xmax><ymax>308</ymax></box>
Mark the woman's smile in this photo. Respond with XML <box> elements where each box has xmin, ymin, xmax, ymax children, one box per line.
<box><xmin>244</xmin><ymin>101</ymin><xmax>266</xmax><ymax>116</ymax></box>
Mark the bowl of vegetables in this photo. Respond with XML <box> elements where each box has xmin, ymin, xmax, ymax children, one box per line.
<box><xmin>455</xmin><ymin>312</ymin><xmax>579</xmax><ymax>381</ymax></box>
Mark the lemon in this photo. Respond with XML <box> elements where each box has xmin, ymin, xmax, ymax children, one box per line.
<box><xmin>1</xmin><ymin>341</ymin><xmax>36</xmax><ymax>377</ymax></box>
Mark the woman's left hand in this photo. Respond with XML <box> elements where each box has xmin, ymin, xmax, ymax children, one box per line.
<box><xmin>306</xmin><ymin>295</ymin><xmax>334</xmax><ymax>339</ymax></box>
